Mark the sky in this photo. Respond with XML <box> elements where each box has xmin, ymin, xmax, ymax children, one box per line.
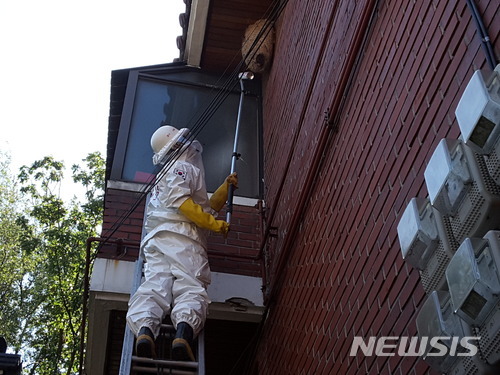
<box><xmin>0</xmin><ymin>0</ymin><xmax>185</xmax><ymax>185</ymax></box>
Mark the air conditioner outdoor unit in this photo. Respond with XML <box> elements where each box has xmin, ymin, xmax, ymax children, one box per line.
<box><xmin>455</xmin><ymin>66</ymin><xmax>500</xmax><ymax>154</ymax></box>
<box><xmin>416</xmin><ymin>291</ymin><xmax>468</xmax><ymax>373</ymax></box>
<box><xmin>397</xmin><ymin>197</ymin><xmax>459</xmax><ymax>293</ymax></box>
<box><xmin>424</xmin><ymin>138</ymin><xmax>500</xmax><ymax>243</ymax></box>
<box><xmin>446</xmin><ymin>230</ymin><xmax>500</xmax><ymax>368</ymax></box>
<box><xmin>415</xmin><ymin>290</ymin><xmax>497</xmax><ymax>374</ymax></box>
<box><xmin>455</xmin><ymin>65</ymin><xmax>500</xmax><ymax>185</ymax></box>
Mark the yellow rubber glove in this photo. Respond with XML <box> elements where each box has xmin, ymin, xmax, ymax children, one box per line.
<box><xmin>210</xmin><ymin>172</ymin><xmax>238</xmax><ymax>212</ymax></box>
<box><xmin>179</xmin><ymin>197</ymin><xmax>229</xmax><ymax>235</ymax></box>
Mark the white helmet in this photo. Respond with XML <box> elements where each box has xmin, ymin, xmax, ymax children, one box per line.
<box><xmin>151</xmin><ymin>125</ymin><xmax>190</xmax><ymax>165</ymax></box>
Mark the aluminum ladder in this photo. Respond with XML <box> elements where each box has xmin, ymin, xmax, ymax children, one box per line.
<box><xmin>119</xmin><ymin>260</ymin><xmax>206</xmax><ymax>375</ymax></box>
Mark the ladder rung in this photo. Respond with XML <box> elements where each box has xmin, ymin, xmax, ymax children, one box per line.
<box><xmin>132</xmin><ymin>365</ymin><xmax>197</xmax><ymax>375</ymax></box>
<box><xmin>160</xmin><ymin>323</ymin><xmax>176</xmax><ymax>331</ymax></box>
<box><xmin>119</xmin><ymin>258</ymin><xmax>204</xmax><ymax>374</ymax></box>
<box><xmin>132</xmin><ymin>356</ymin><xmax>198</xmax><ymax>369</ymax></box>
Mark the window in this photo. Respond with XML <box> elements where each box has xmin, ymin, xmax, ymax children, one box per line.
<box><xmin>111</xmin><ymin>65</ymin><xmax>262</xmax><ymax>198</ymax></box>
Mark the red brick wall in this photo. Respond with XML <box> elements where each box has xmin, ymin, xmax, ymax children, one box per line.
<box><xmin>99</xmin><ymin>188</ymin><xmax>262</xmax><ymax>277</ymax></box>
<box><xmin>256</xmin><ymin>0</ymin><xmax>499</xmax><ymax>374</ymax></box>
<box><xmin>99</xmin><ymin>188</ymin><xmax>144</xmax><ymax>259</ymax></box>
<box><xmin>208</xmin><ymin>204</ymin><xmax>263</xmax><ymax>277</ymax></box>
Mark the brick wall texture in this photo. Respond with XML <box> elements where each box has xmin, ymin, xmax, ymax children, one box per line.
<box><xmin>255</xmin><ymin>0</ymin><xmax>499</xmax><ymax>374</ymax></box>
<box><xmin>100</xmin><ymin>188</ymin><xmax>262</xmax><ymax>277</ymax></box>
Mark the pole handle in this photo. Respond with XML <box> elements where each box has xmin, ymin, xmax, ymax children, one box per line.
<box><xmin>226</xmin><ymin>183</ymin><xmax>235</xmax><ymax>224</ymax></box>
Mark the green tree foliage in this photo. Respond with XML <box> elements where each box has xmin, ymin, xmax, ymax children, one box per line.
<box><xmin>0</xmin><ymin>152</ymin><xmax>29</xmax><ymax>353</ymax></box>
<box><xmin>0</xmin><ymin>153</ymin><xmax>104</xmax><ymax>375</ymax></box>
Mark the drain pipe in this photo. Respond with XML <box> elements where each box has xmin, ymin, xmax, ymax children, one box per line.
<box><xmin>78</xmin><ymin>237</ymin><xmax>140</xmax><ymax>375</ymax></box>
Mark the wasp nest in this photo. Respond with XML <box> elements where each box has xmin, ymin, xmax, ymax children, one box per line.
<box><xmin>242</xmin><ymin>19</ymin><xmax>275</xmax><ymax>74</ymax></box>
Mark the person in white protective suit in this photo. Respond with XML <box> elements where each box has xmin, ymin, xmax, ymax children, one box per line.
<box><xmin>126</xmin><ymin>125</ymin><xmax>237</xmax><ymax>361</ymax></box>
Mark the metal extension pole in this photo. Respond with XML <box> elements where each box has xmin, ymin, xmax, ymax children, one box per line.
<box><xmin>226</xmin><ymin>71</ymin><xmax>254</xmax><ymax>224</ymax></box>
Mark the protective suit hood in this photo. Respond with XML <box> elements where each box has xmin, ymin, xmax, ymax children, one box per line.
<box><xmin>176</xmin><ymin>140</ymin><xmax>205</xmax><ymax>180</ymax></box>
<box><xmin>177</xmin><ymin>140</ymin><xmax>203</xmax><ymax>163</ymax></box>
<box><xmin>152</xmin><ymin>126</ymin><xmax>191</xmax><ymax>166</ymax></box>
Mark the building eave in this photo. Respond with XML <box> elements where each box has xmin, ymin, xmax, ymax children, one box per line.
<box><xmin>183</xmin><ymin>0</ymin><xmax>210</xmax><ymax>67</ymax></box>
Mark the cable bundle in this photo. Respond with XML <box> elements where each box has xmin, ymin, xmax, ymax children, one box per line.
<box><xmin>98</xmin><ymin>0</ymin><xmax>290</xmax><ymax>250</ymax></box>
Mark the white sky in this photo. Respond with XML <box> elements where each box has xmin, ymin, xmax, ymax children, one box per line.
<box><xmin>0</xmin><ymin>0</ymin><xmax>185</xmax><ymax>179</ymax></box>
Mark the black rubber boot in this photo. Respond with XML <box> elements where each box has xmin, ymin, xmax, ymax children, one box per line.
<box><xmin>136</xmin><ymin>327</ymin><xmax>156</xmax><ymax>358</ymax></box>
<box><xmin>172</xmin><ymin>322</ymin><xmax>195</xmax><ymax>361</ymax></box>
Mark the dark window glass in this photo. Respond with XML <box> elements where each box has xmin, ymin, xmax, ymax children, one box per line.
<box><xmin>113</xmin><ymin>68</ymin><xmax>261</xmax><ymax>199</ymax></box>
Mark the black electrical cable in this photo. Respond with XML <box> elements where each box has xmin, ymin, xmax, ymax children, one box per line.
<box><xmin>96</xmin><ymin>0</ymin><xmax>288</xmax><ymax>250</ymax></box>
<box><xmin>79</xmin><ymin>1</ymin><xmax>288</xmax><ymax>373</ymax></box>
<box><xmin>466</xmin><ymin>0</ymin><xmax>498</xmax><ymax>69</ymax></box>
<box><xmin>102</xmin><ymin>0</ymin><xmax>498</xmax><ymax>251</ymax></box>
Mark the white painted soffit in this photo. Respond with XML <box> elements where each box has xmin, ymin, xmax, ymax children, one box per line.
<box><xmin>90</xmin><ymin>258</ymin><xmax>135</xmax><ymax>295</ymax></box>
<box><xmin>184</xmin><ymin>0</ymin><xmax>210</xmax><ymax>68</ymax></box>
<box><xmin>90</xmin><ymin>258</ymin><xmax>264</xmax><ymax>307</ymax></box>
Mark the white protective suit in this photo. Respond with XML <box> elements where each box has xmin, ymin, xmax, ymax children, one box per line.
<box><xmin>126</xmin><ymin>140</ymin><xmax>213</xmax><ymax>338</ymax></box>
